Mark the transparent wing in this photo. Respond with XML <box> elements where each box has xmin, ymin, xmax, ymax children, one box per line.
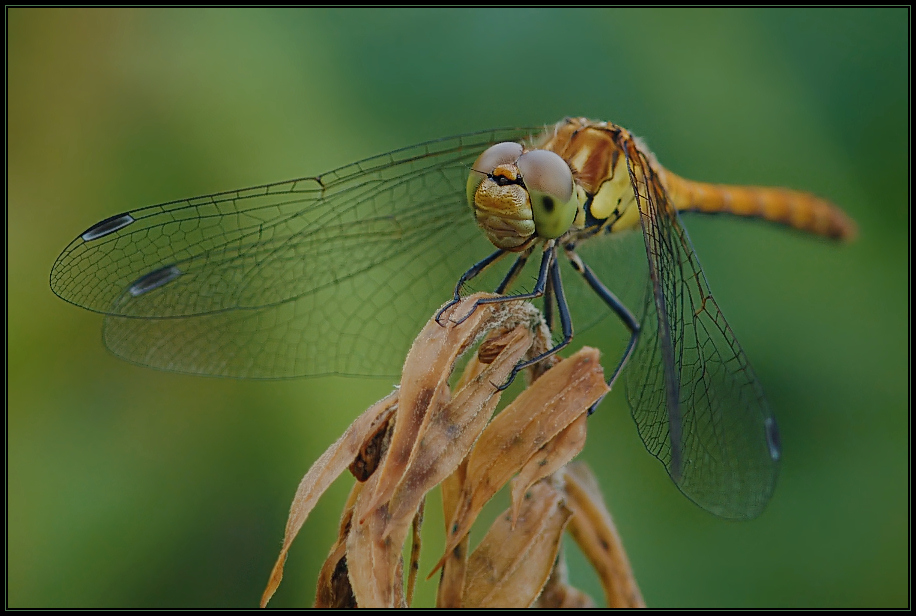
<box><xmin>50</xmin><ymin>127</ymin><xmax>536</xmax><ymax>378</ymax></box>
<box><xmin>620</xmin><ymin>140</ymin><xmax>781</xmax><ymax>519</ymax></box>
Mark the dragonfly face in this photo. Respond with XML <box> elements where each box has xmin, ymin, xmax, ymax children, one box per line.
<box><xmin>50</xmin><ymin>117</ymin><xmax>854</xmax><ymax>520</ymax></box>
<box><xmin>468</xmin><ymin>144</ymin><xmax>579</xmax><ymax>248</ymax></box>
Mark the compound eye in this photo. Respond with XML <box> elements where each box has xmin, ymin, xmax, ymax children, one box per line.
<box><xmin>474</xmin><ymin>142</ymin><xmax>524</xmax><ymax>174</ymax></box>
<box><xmin>467</xmin><ymin>142</ymin><xmax>524</xmax><ymax>207</ymax></box>
<box><xmin>516</xmin><ymin>150</ymin><xmax>574</xmax><ymax>203</ymax></box>
<box><xmin>516</xmin><ymin>150</ymin><xmax>577</xmax><ymax>239</ymax></box>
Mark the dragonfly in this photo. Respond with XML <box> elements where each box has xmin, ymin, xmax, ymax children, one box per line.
<box><xmin>50</xmin><ymin>117</ymin><xmax>855</xmax><ymax>520</ymax></box>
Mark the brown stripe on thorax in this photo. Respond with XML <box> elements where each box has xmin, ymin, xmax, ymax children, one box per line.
<box><xmin>533</xmin><ymin>118</ymin><xmax>625</xmax><ymax>195</ymax></box>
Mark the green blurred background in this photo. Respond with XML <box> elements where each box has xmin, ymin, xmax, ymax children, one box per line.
<box><xmin>8</xmin><ymin>7</ymin><xmax>907</xmax><ymax>608</ymax></box>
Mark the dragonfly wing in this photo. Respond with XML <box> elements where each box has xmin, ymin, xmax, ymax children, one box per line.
<box><xmin>99</xmin><ymin>209</ymin><xmax>483</xmax><ymax>378</ymax></box>
<box><xmin>51</xmin><ymin>128</ymin><xmax>536</xmax><ymax>378</ymax></box>
<box><xmin>622</xmin><ymin>142</ymin><xmax>781</xmax><ymax>519</ymax></box>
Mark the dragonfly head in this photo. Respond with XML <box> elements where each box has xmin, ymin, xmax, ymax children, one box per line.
<box><xmin>468</xmin><ymin>143</ymin><xmax>579</xmax><ymax>251</ymax></box>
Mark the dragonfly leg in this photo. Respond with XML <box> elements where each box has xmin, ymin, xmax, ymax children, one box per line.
<box><xmin>542</xmin><ymin>264</ymin><xmax>555</xmax><ymax>332</ymax></box>
<box><xmin>435</xmin><ymin>248</ymin><xmax>507</xmax><ymax>325</ymax></box>
<box><xmin>496</xmin><ymin>254</ymin><xmax>573</xmax><ymax>390</ymax></box>
<box><xmin>565</xmin><ymin>249</ymin><xmax>641</xmax><ymax>415</ymax></box>
<box><xmin>454</xmin><ymin>243</ymin><xmax>554</xmax><ymax>328</ymax></box>
<box><xmin>494</xmin><ymin>246</ymin><xmax>534</xmax><ymax>294</ymax></box>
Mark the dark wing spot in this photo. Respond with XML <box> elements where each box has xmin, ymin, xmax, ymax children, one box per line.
<box><xmin>128</xmin><ymin>265</ymin><xmax>182</xmax><ymax>297</ymax></box>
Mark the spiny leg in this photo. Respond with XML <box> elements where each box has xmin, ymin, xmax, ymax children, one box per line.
<box><xmin>450</xmin><ymin>243</ymin><xmax>555</xmax><ymax>327</ymax></box>
<box><xmin>435</xmin><ymin>248</ymin><xmax>508</xmax><ymax>324</ymax></box>
<box><xmin>543</xmin><ymin>264</ymin><xmax>555</xmax><ymax>333</ymax></box>
<box><xmin>495</xmin><ymin>246</ymin><xmax>534</xmax><ymax>294</ymax></box>
<box><xmin>565</xmin><ymin>249</ymin><xmax>640</xmax><ymax>414</ymax></box>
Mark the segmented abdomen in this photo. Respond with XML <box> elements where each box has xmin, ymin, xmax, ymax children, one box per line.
<box><xmin>663</xmin><ymin>173</ymin><xmax>857</xmax><ymax>240</ymax></box>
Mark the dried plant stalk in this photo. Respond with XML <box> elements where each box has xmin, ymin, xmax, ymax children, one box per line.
<box><xmin>346</xmin><ymin>301</ymin><xmax>532</xmax><ymax>607</ymax></box>
<box><xmin>261</xmin><ymin>293</ymin><xmax>643</xmax><ymax>608</ymax></box>
<box><xmin>433</xmin><ymin>349</ymin><xmax>607</xmax><ymax>574</ymax></box>
<box><xmin>436</xmin><ymin>460</ymin><xmax>469</xmax><ymax>608</ymax></box>
<box><xmin>405</xmin><ymin>498</ymin><xmax>425</xmax><ymax>606</ymax></box>
<box><xmin>564</xmin><ymin>462</ymin><xmax>646</xmax><ymax>608</ymax></box>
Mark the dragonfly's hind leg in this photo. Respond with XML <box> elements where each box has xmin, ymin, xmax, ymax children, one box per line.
<box><xmin>565</xmin><ymin>249</ymin><xmax>640</xmax><ymax>415</ymax></box>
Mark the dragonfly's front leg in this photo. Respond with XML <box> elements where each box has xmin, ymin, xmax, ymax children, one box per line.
<box><xmin>450</xmin><ymin>243</ymin><xmax>554</xmax><ymax>327</ymax></box>
<box><xmin>437</xmin><ymin>242</ymin><xmax>573</xmax><ymax>390</ymax></box>
<box><xmin>435</xmin><ymin>248</ymin><xmax>507</xmax><ymax>325</ymax></box>
<box><xmin>494</xmin><ymin>245</ymin><xmax>534</xmax><ymax>294</ymax></box>
<box><xmin>435</xmin><ymin>244</ymin><xmax>542</xmax><ymax>327</ymax></box>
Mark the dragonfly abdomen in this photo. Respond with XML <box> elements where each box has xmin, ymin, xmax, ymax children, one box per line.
<box><xmin>664</xmin><ymin>174</ymin><xmax>857</xmax><ymax>240</ymax></box>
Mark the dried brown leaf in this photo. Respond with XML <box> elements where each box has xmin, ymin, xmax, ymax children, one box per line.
<box><xmin>349</xmin><ymin>410</ymin><xmax>395</xmax><ymax>482</ymax></box>
<box><xmin>461</xmin><ymin>479</ymin><xmax>572</xmax><ymax>608</ymax></box>
<box><xmin>435</xmin><ymin>348</ymin><xmax>608</xmax><ymax>572</ymax></box>
<box><xmin>382</xmin><ymin>324</ymin><xmax>531</xmax><ymax>535</ymax></box>
<box><xmin>347</xmin><ymin>470</ymin><xmax>405</xmax><ymax>607</ymax></box>
<box><xmin>346</xmin><ymin>332</ymin><xmax>523</xmax><ymax>608</ymax></box>
<box><xmin>361</xmin><ymin>294</ymin><xmax>514</xmax><ymax>515</ymax></box>
<box><xmin>509</xmin><ymin>413</ymin><xmax>588</xmax><ymax>526</ymax></box>
<box><xmin>532</xmin><ymin>548</ymin><xmax>596</xmax><ymax>609</ymax></box>
<box><xmin>313</xmin><ymin>482</ymin><xmax>363</xmax><ymax>608</ymax></box>
<box><xmin>345</xmin><ymin>296</ymin><xmax>536</xmax><ymax>607</ymax></box>
<box><xmin>262</xmin><ymin>293</ymin><xmax>640</xmax><ymax>610</ymax></box>
<box><xmin>260</xmin><ymin>392</ymin><xmax>398</xmax><ymax>607</ymax></box>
